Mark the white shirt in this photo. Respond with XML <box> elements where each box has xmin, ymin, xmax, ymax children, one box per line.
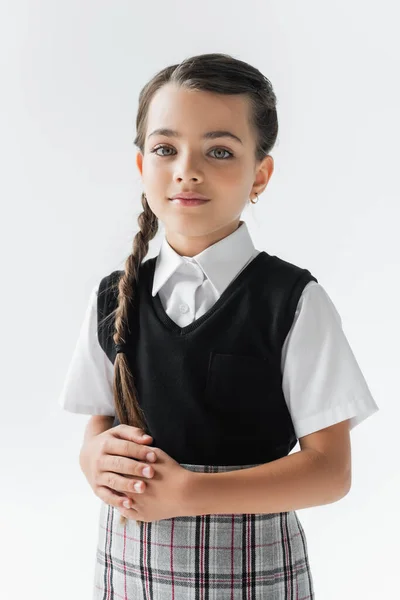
<box><xmin>58</xmin><ymin>220</ymin><xmax>379</xmax><ymax>439</ymax></box>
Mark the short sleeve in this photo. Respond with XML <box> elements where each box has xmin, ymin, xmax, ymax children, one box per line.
<box><xmin>281</xmin><ymin>281</ymin><xmax>379</xmax><ymax>439</ymax></box>
<box><xmin>58</xmin><ymin>284</ymin><xmax>115</xmax><ymax>416</ymax></box>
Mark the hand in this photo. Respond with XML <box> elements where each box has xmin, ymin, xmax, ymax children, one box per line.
<box><xmin>118</xmin><ymin>446</ymin><xmax>193</xmax><ymax>523</ymax></box>
<box><xmin>79</xmin><ymin>424</ymin><xmax>157</xmax><ymax>513</ymax></box>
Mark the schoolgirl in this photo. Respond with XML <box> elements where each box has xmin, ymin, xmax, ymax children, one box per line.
<box><xmin>59</xmin><ymin>53</ymin><xmax>379</xmax><ymax>599</ymax></box>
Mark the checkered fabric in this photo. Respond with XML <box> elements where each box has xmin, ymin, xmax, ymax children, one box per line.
<box><xmin>93</xmin><ymin>463</ymin><xmax>315</xmax><ymax>599</ymax></box>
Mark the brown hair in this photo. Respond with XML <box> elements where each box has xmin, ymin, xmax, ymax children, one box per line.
<box><xmin>111</xmin><ymin>52</ymin><xmax>278</xmax><ymax>525</ymax></box>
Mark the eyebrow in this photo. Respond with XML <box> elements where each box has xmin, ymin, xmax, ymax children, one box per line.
<box><xmin>147</xmin><ymin>128</ymin><xmax>243</xmax><ymax>145</ymax></box>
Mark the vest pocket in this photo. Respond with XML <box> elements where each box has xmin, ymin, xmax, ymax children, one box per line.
<box><xmin>204</xmin><ymin>352</ymin><xmax>276</xmax><ymax>431</ymax></box>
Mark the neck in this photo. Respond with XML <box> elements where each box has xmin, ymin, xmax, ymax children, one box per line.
<box><xmin>165</xmin><ymin>220</ymin><xmax>242</xmax><ymax>257</ymax></box>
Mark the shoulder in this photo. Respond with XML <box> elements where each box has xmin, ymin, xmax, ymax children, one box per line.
<box><xmin>96</xmin><ymin>257</ymin><xmax>156</xmax><ymax>314</ymax></box>
<box><xmin>294</xmin><ymin>279</ymin><xmax>342</xmax><ymax>325</ymax></box>
<box><xmin>97</xmin><ymin>269</ymin><xmax>124</xmax><ymax>301</ymax></box>
<box><xmin>262</xmin><ymin>252</ymin><xmax>318</xmax><ymax>283</ymax></box>
<box><xmin>97</xmin><ymin>257</ymin><xmax>156</xmax><ymax>298</ymax></box>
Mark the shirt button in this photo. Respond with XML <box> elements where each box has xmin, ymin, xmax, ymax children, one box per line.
<box><xmin>179</xmin><ymin>303</ymin><xmax>189</xmax><ymax>314</ymax></box>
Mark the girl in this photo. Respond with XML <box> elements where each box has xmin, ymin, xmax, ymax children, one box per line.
<box><xmin>59</xmin><ymin>53</ymin><xmax>379</xmax><ymax>599</ymax></box>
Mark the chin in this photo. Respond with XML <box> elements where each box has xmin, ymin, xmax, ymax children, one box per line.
<box><xmin>163</xmin><ymin>217</ymin><xmax>216</xmax><ymax>236</ymax></box>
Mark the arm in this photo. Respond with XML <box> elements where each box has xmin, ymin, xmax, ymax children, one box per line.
<box><xmin>184</xmin><ymin>419</ymin><xmax>351</xmax><ymax>516</ymax></box>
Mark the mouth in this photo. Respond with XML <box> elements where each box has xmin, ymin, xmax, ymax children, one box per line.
<box><xmin>169</xmin><ymin>198</ymin><xmax>210</xmax><ymax>206</ymax></box>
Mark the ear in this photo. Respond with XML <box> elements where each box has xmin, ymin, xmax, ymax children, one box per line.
<box><xmin>252</xmin><ymin>154</ymin><xmax>274</xmax><ymax>197</ymax></box>
<box><xmin>136</xmin><ymin>152</ymin><xmax>143</xmax><ymax>176</ymax></box>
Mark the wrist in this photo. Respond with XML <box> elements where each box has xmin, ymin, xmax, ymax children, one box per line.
<box><xmin>83</xmin><ymin>415</ymin><xmax>114</xmax><ymax>443</ymax></box>
<box><xmin>179</xmin><ymin>470</ymin><xmax>213</xmax><ymax>517</ymax></box>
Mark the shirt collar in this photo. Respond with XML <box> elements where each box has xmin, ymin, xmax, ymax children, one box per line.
<box><xmin>151</xmin><ymin>220</ymin><xmax>256</xmax><ymax>297</ymax></box>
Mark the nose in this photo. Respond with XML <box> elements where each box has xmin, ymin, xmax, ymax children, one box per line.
<box><xmin>173</xmin><ymin>153</ymin><xmax>204</xmax><ymax>184</ymax></box>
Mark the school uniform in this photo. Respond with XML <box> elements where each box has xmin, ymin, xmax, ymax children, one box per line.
<box><xmin>59</xmin><ymin>220</ymin><xmax>379</xmax><ymax>599</ymax></box>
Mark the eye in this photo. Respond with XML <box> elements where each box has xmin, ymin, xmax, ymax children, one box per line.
<box><xmin>150</xmin><ymin>145</ymin><xmax>234</xmax><ymax>160</ymax></box>
<box><xmin>209</xmin><ymin>148</ymin><xmax>233</xmax><ymax>160</ymax></box>
<box><xmin>151</xmin><ymin>145</ymin><xmax>174</xmax><ymax>157</ymax></box>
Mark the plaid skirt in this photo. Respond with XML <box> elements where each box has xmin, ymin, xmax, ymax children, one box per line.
<box><xmin>93</xmin><ymin>463</ymin><xmax>315</xmax><ymax>600</ymax></box>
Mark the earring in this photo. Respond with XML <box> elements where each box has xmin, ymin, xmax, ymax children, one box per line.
<box><xmin>250</xmin><ymin>193</ymin><xmax>259</xmax><ymax>204</ymax></box>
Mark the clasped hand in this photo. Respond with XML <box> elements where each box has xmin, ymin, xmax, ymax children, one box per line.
<box><xmin>79</xmin><ymin>424</ymin><xmax>193</xmax><ymax>523</ymax></box>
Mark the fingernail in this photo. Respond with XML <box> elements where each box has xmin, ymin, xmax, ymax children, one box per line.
<box><xmin>123</xmin><ymin>500</ymin><xmax>131</xmax><ymax>508</ymax></box>
<box><xmin>134</xmin><ymin>482</ymin><xmax>142</xmax><ymax>492</ymax></box>
<box><xmin>142</xmin><ymin>466</ymin><xmax>152</xmax><ymax>477</ymax></box>
<box><xmin>146</xmin><ymin>452</ymin><xmax>156</xmax><ymax>462</ymax></box>
<box><xmin>141</xmin><ymin>434</ymin><xmax>151</xmax><ymax>439</ymax></box>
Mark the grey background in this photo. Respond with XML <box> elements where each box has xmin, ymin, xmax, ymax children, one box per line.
<box><xmin>0</xmin><ymin>0</ymin><xmax>397</xmax><ymax>597</ymax></box>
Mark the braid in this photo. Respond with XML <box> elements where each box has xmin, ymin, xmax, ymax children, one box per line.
<box><xmin>113</xmin><ymin>192</ymin><xmax>158</xmax><ymax>526</ymax></box>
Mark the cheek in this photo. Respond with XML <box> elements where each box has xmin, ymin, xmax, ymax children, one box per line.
<box><xmin>146</xmin><ymin>197</ymin><xmax>168</xmax><ymax>221</ymax></box>
<box><xmin>214</xmin><ymin>164</ymin><xmax>247</xmax><ymax>189</ymax></box>
<box><xmin>142</xmin><ymin>157</ymin><xmax>167</xmax><ymax>180</ymax></box>
<box><xmin>143</xmin><ymin>172</ymin><xmax>170</xmax><ymax>205</ymax></box>
<box><xmin>217</xmin><ymin>174</ymin><xmax>249</xmax><ymax>204</ymax></box>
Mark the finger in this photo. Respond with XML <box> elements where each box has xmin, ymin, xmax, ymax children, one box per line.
<box><xmin>112</xmin><ymin>424</ymin><xmax>153</xmax><ymax>444</ymax></box>
<box><xmin>110</xmin><ymin>491</ymin><xmax>142</xmax><ymax>524</ymax></box>
<box><xmin>98</xmin><ymin>471</ymin><xmax>147</xmax><ymax>495</ymax></box>
<box><xmin>96</xmin><ymin>485</ymin><xmax>139</xmax><ymax>514</ymax></box>
<box><xmin>103</xmin><ymin>436</ymin><xmax>157</xmax><ymax>465</ymax></box>
<box><xmin>100</xmin><ymin>452</ymin><xmax>156</xmax><ymax>480</ymax></box>
<box><xmin>118</xmin><ymin>503</ymin><xmax>139</xmax><ymax>518</ymax></box>
<box><xmin>118</xmin><ymin>508</ymin><xmax>142</xmax><ymax>527</ymax></box>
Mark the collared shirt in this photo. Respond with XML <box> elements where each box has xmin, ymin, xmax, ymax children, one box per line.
<box><xmin>58</xmin><ymin>220</ymin><xmax>379</xmax><ymax>439</ymax></box>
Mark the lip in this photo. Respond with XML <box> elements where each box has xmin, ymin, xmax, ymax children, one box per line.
<box><xmin>170</xmin><ymin>198</ymin><xmax>209</xmax><ymax>207</ymax></box>
<box><xmin>170</xmin><ymin>192</ymin><xmax>210</xmax><ymax>201</ymax></box>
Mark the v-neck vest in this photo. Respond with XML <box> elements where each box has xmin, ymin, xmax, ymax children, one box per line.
<box><xmin>97</xmin><ymin>251</ymin><xmax>318</xmax><ymax>466</ymax></box>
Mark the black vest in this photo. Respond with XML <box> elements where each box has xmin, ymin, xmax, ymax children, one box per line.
<box><xmin>97</xmin><ymin>251</ymin><xmax>318</xmax><ymax>466</ymax></box>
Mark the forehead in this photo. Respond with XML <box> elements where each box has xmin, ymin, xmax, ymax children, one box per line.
<box><xmin>145</xmin><ymin>83</ymin><xmax>253</xmax><ymax>143</ymax></box>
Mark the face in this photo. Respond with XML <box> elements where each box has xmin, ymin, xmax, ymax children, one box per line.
<box><xmin>136</xmin><ymin>83</ymin><xmax>273</xmax><ymax>256</ymax></box>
